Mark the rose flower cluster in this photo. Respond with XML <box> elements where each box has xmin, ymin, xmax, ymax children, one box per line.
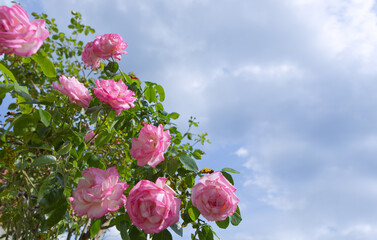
<box><xmin>0</xmin><ymin>4</ymin><xmax>240</xmax><ymax>235</ymax></box>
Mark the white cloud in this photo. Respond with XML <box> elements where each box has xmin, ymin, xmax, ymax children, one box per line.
<box><xmin>235</xmin><ymin>147</ymin><xmax>249</xmax><ymax>157</ymax></box>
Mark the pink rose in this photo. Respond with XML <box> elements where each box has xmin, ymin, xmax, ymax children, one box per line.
<box><xmin>191</xmin><ymin>171</ymin><xmax>239</xmax><ymax>221</ymax></box>
<box><xmin>130</xmin><ymin>124</ymin><xmax>171</xmax><ymax>168</ymax></box>
<box><xmin>126</xmin><ymin>177</ymin><xmax>181</xmax><ymax>234</ymax></box>
<box><xmin>93</xmin><ymin>79</ymin><xmax>136</xmax><ymax>116</ymax></box>
<box><xmin>81</xmin><ymin>41</ymin><xmax>102</xmax><ymax>69</ymax></box>
<box><xmin>52</xmin><ymin>75</ymin><xmax>92</xmax><ymax>109</ymax></box>
<box><xmin>0</xmin><ymin>4</ymin><xmax>49</xmax><ymax>56</ymax></box>
<box><xmin>71</xmin><ymin>167</ymin><xmax>128</xmax><ymax>219</ymax></box>
<box><xmin>84</xmin><ymin>130</ymin><xmax>97</xmax><ymax>142</ymax></box>
<box><xmin>92</xmin><ymin>33</ymin><xmax>127</xmax><ymax>60</ymax></box>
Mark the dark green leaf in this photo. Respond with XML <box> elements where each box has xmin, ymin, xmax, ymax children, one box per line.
<box><xmin>104</xmin><ymin>62</ymin><xmax>119</xmax><ymax>73</ymax></box>
<box><xmin>230</xmin><ymin>211</ymin><xmax>242</xmax><ymax>226</ymax></box>
<box><xmin>152</xmin><ymin>229</ymin><xmax>172</xmax><ymax>240</ymax></box>
<box><xmin>32</xmin><ymin>155</ymin><xmax>56</xmax><ymax>167</ymax></box>
<box><xmin>32</xmin><ymin>52</ymin><xmax>57</xmax><ymax>77</ymax></box>
<box><xmin>57</xmin><ymin>141</ymin><xmax>72</xmax><ymax>155</ymax></box>
<box><xmin>221</xmin><ymin>171</ymin><xmax>234</xmax><ymax>185</ymax></box>
<box><xmin>222</xmin><ymin>168</ymin><xmax>240</xmax><ymax>174</ymax></box>
<box><xmin>8</xmin><ymin>103</ymin><xmax>17</xmax><ymax>110</ymax></box>
<box><xmin>216</xmin><ymin>216</ymin><xmax>230</xmax><ymax>229</ymax></box>
<box><xmin>39</xmin><ymin>109</ymin><xmax>51</xmax><ymax>127</ymax></box>
<box><xmin>90</xmin><ymin>219</ymin><xmax>102</xmax><ymax>238</ymax></box>
<box><xmin>116</xmin><ymin>220</ymin><xmax>130</xmax><ymax>240</ymax></box>
<box><xmin>44</xmin><ymin>194</ymin><xmax>67</xmax><ymax>228</ymax></box>
<box><xmin>87</xmin><ymin>154</ymin><xmax>106</xmax><ymax>170</ymax></box>
<box><xmin>129</xmin><ymin>225</ymin><xmax>147</xmax><ymax>240</ymax></box>
<box><xmin>95</xmin><ymin>130</ymin><xmax>112</xmax><ymax>146</ymax></box>
<box><xmin>13</xmin><ymin>114</ymin><xmax>37</xmax><ymax>136</ymax></box>
<box><xmin>179</xmin><ymin>155</ymin><xmax>199</xmax><ymax>172</ymax></box>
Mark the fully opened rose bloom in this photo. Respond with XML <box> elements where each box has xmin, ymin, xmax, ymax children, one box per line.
<box><xmin>0</xmin><ymin>4</ymin><xmax>49</xmax><ymax>56</ymax></box>
<box><xmin>81</xmin><ymin>41</ymin><xmax>101</xmax><ymax>69</ymax></box>
<box><xmin>92</xmin><ymin>33</ymin><xmax>127</xmax><ymax>60</ymax></box>
<box><xmin>126</xmin><ymin>177</ymin><xmax>181</xmax><ymax>234</ymax></box>
<box><xmin>191</xmin><ymin>171</ymin><xmax>239</xmax><ymax>221</ymax></box>
<box><xmin>71</xmin><ymin>167</ymin><xmax>128</xmax><ymax>219</ymax></box>
<box><xmin>130</xmin><ymin>123</ymin><xmax>171</xmax><ymax>168</ymax></box>
<box><xmin>52</xmin><ymin>75</ymin><xmax>93</xmax><ymax>109</ymax></box>
<box><xmin>93</xmin><ymin>79</ymin><xmax>136</xmax><ymax>115</ymax></box>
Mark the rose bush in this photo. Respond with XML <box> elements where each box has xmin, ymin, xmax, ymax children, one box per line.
<box><xmin>0</xmin><ymin>4</ymin><xmax>49</xmax><ymax>56</ymax></box>
<box><xmin>130</xmin><ymin>123</ymin><xmax>171</xmax><ymax>168</ymax></box>
<box><xmin>0</xmin><ymin>5</ymin><xmax>242</xmax><ymax>240</ymax></box>
<box><xmin>126</xmin><ymin>177</ymin><xmax>181</xmax><ymax>234</ymax></box>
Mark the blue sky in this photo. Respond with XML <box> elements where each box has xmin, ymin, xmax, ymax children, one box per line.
<box><xmin>5</xmin><ymin>0</ymin><xmax>377</xmax><ymax>239</ymax></box>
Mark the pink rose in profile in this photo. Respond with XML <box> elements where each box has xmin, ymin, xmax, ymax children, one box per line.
<box><xmin>82</xmin><ymin>41</ymin><xmax>102</xmax><ymax>69</ymax></box>
<box><xmin>126</xmin><ymin>177</ymin><xmax>181</xmax><ymax>234</ymax></box>
<box><xmin>191</xmin><ymin>171</ymin><xmax>239</xmax><ymax>221</ymax></box>
<box><xmin>130</xmin><ymin>124</ymin><xmax>171</xmax><ymax>168</ymax></box>
<box><xmin>84</xmin><ymin>130</ymin><xmax>97</xmax><ymax>142</ymax></box>
<box><xmin>52</xmin><ymin>75</ymin><xmax>92</xmax><ymax>109</ymax></box>
<box><xmin>71</xmin><ymin>167</ymin><xmax>128</xmax><ymax>219</ymax></box>
<box><xmin>93</xmin><ymin>79</ymin><xmax>136</xmax><ymax>116</ymax></box>
<box><xmin>92</xmin><ymin>33</ymin><xmax>127</xmax><ymax>60</ymax></box>
<box><xmin>0</xmin><ymin>4</ymin><xmax>49</xmax><ymax>56</ymax></box>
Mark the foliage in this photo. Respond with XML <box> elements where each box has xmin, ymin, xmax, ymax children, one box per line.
<box><xmin>0</xmin><ymin>8</ymin><xmax>241</xmax><ymax>240</ymax></box>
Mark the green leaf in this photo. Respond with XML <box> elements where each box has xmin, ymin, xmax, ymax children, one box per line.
<box><xmin>129</xmin><ymin>225</ymin><xmax>147</xmax><ymax>240</ymax></box>
<box><xmin>221</xmin><ymin>171</ymin><xmax>234</xmax><ymax>185</ymax></box>
<box><xmin>87</xmin><ymin>154</ymin><xmax>106</xmax><ymax>170</ymax></box>
<box><xmin>32</xmin><ymin>155</ymin><xmax>56</xmax><ymax>167</ymax></box>
<box><xmin>155</xmin><ymin>102</ymin><xmax>164</xmax><ymax>111</ymax></box>
<box><xmin>39</xmin><ymin>109</ymin><xmax>51</xmax><ymax>127</ymax></box>
<box><xmin>222</xmin><ymin>167</ymin><xmax>240</xmax><ymax>174</ymax></box>
<box><xmin>216</xmin><ymin>216</ymin><xmax>230</xmax><ymax>229</ymax></box>
<box><xmin>144</xmin><ymin>86</ymin><xmax>157</xmax><ymax>103</ymax></box>
<box><xmin>13</xmin><ymin>114</ymin><xmax>37</xmax><ymax>136</ymax></box>
<box><xmin>0</xmin><ymin>62</ymin><xmax>16</xmax><ymax>83</ymax></box>
<box><xmin>32</xmin><ymin>52</ymin><xmax>57</xmax><ymax>78</ymax></box>
<box><xmin>169</xmin><ymin>112</ymin><xmax>180</xmax><ymax>120</ymax></box>
<box><xmin>170</xmin><ymin>222</ymin><xmax>183</xmax><ymax>237</ymax></box>
<box><xmin>154</xmin><ymin>84</ymin><xmax>165</xmax><ymax>102</ymax></box>
<box><xmin>116</xmin><ymin>220</ymin><xmax>130</xmax><ymax>240</ymax></box>
<box><xmin>104</xmin><ymin>61</ymin><xmax>119</xmax><ymax>73</ymax></box>
<box><xmin>57</xmin><ymin>141</ymin><xmax>72</xmax><ymax>155</ymax></box>
<box><xmin>44</xmin><ymin>192</ymin><xmax>68</xmax><ymax>228</ymax></box>
<box><xmin>0</xmin><ymin>83</ymin><xmax>13</xmax><ymax>95</ymax></box>
<box><xmin>179</xmin><ymin>155</ymin><xmax>199</xmax><ymax>172</ymax></box>
<box><xmin>152</xmin><ymin>229</ymin><xmax>172</xmax><ymax>240</ymax></box>
<box><xmin>14</xmin><ymin>83</ymin><xmax>32</xmax><ymax>101</ymax></box>
<box><xmin>230</xmin><ymin>207</ymin><xmax>242</xmax><ymax>226</ymax></box>
<box><xmin>90</xmin><ymin>219</ymin><xmax>102</xmax><ymax>238</ymax></box>
<box><xmin>95</xmin><ymin>130</ymin><xmax>112</xmax><ymax>147</ymax></box>
<box><xmin>188</xmin><ymin>206</ymin><xmax>201</xmax><ymax>222</ymax></box>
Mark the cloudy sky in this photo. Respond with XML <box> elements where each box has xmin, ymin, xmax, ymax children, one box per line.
<box><xmin>5</xmin><ymin>0</ymin><xmax>377</xmax><ymax>239</ymax></box>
